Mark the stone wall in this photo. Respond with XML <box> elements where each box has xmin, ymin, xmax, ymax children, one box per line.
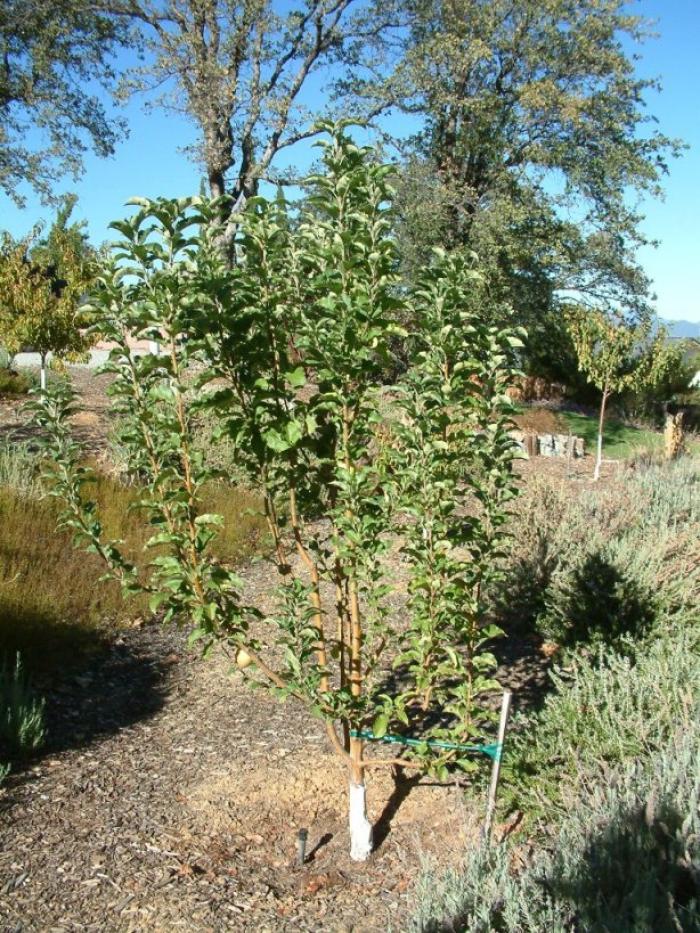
<box><xmin>510</xmin><ymin>430</ymin><xmax>584</xmax><ymax>459</ymax></box>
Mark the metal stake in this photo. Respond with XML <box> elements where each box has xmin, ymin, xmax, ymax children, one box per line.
<box><xmin>482</xmin><ymin>689</ymin><xmax>512</xmax><ymax>843</ymax></box>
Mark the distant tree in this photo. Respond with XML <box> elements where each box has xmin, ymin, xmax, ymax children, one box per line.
<box><xmin>568</xmin><ymin>310</ymin><xmax>676</xmax><ymax>481</ymax></box>
<box><xmin>0</xmin><ymin>197</ymin><xmax>96</xmax><ymax>387</ymax></box>
<box><xmin>0</xmin><ymin>0</ymin><xmax>129</xmax><ymax>204</ymax></box>
<box><xmin>369</xmin><ymin>0</ymin><xmax>683</xmax><ymax>363</ymax></box>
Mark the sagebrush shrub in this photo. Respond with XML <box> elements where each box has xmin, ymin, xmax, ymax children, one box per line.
<box><xmin>415</xmin><ymin>699</ymin><xmax>700</xmax><ymax>932</ymax></box>
<box><xmin>502</xmin><ymin>627</ymin><xmax>700</xmax><ymax>823</ymax></box>
<box><xmin>498</xmin><ymin>459</ymin><xmax>700</xmax><ymax>648</ymax></box>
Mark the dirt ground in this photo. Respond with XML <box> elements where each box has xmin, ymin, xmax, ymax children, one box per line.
<box><xmin>0</xmin><ymin>368</ymin><xmax>615</xmax><ymax>931</ymax></box>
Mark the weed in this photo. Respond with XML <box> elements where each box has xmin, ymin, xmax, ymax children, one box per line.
<box><xmin>0</xmin><ymin>653</ymin><xmax>45</xmax><ymax>781</ymax></box>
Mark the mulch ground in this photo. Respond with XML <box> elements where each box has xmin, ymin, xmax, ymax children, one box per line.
<box><xmin>0</xmin><ymin>368</ymin><xmax>616</xmax><ymax>930</ymax></box>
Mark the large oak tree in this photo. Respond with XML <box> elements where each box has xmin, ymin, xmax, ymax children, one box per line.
<box><xmin>364</xmin><ymin>0</ymin><xmax>684</xmax><ymax>376</ymax></box>
<box><xmin>112</xmin><ymin>0</ymin><xmax>400</xmax><ymax>241</ymax></box>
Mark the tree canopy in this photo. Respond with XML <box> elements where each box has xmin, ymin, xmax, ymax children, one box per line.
<box><xmin>0</xmin><ymin>0</ymin><xmax>128</xmax><ymax>204</ymax></box>
<box><xmin>0</xmin><ymin>196</ymin><xmax>96</xmax><ymax>381</ymax></box>
<box><xmin>375</xmin><ymin>0</ymin><xmax>682</xmax><ymax>357</ymax></box>
<box><xmin>112</xmin><ymin>0</ymin><xmax>400</xmax><ymax>239</ymax></box>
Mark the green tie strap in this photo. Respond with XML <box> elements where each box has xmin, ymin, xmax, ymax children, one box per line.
<box><xmin>350</xmin><ymin>728</ymin><xmax>502</xmax><ymax>761</ymax></box>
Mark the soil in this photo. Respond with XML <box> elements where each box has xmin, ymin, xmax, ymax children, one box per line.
<box><xmin>0</xmin><ymin>369</ymin><xmax>612</xmax><ymax>930</ymax></box>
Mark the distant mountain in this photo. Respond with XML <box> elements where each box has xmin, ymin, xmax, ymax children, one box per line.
<box><xmin>662</xmin><ymin>319</ymin><xmax>700</xmax><ymax>340</ymax></box>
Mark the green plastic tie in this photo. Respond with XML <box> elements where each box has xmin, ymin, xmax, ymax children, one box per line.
<box><xmin>350</xmin><ymin>729</ymin><xmax>502</xmax><ymax>761</ymax></box>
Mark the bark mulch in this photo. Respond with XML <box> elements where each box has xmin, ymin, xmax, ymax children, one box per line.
<box><xmin>0</xmin><ymin>369</ymin><xmax>604</xmax><ymax>931</ymax></box>
<box><xmin>1</xmin><ymin>615</ymin><xmax>497</xmax><ymax>932</ymax></box>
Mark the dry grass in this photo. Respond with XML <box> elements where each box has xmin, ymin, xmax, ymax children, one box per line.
<box><xmin>0</xmin><ymin>467</ymin><xmax>268</xmax><ymax>677</ymax></box>
<box><xmin>512</xmin><ymin>407</ymin><xmax>567</xmax><ymax>435</ymax></box>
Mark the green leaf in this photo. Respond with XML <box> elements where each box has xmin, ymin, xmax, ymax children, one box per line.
<box><xmin>286</xmin><ymin>367</ymin><xmax>306</xmax><ymax>388</ymax></box>
<box><xmin>372</xmin><ymin>713</ymin><xmax>389</xmax><ymax>739</ymax></box>
<box><xmin>262</xmin><ymin>428</ymin><xmax>291</xmax><ymax>452</ymax></box>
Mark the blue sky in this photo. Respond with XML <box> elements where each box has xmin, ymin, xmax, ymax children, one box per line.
<box><xmin>1</xmin><ymin>0</ymin><xmax>698</xmax><ymax>322</ymax></box>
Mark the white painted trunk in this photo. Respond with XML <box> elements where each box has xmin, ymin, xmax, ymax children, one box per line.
<box><xmin>40</xmin><ymin>363</ymin><xmax>47</xmax><ymax>392</ymax></box>
<box><xmin>593</xmin><ymin>431</ymin><xmax>603</xmax><ymax>482</ymax></box>
<box><xmin>349</xmin><ymin>779</ymin><xmax>373</xmax><ymax>861</ymax></box>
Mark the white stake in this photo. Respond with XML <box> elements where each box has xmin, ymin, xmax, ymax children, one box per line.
<box><xmin>482</xmin><ymin>689</ymin><xmax>512</xmax><ymax>843</ymax></box>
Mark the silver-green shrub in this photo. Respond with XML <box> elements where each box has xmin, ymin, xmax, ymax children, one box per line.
<box><xmin>0</xmin><ymin>441</ymin><xmax>42</xmax><ymax>498</ymax></box>
<box><xmin>415</xmin><ymin>716</ymin><xmax>700</xmax><ymax>932</ymax></box>
<box><xmin>503</xmin><ymin>627</ymin><xmax>700</xmax><ymax>823</ymax></box>
<box><xmin>500</xmin><ymin>458</ymin><xmax>700</xmax><ymax>648</ymax></box>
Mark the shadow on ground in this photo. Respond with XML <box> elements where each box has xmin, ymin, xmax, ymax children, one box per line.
<box><xmin>2</xmin><ymin>624</ymin><xmax>174</xmax><ymax>793</ymax></box>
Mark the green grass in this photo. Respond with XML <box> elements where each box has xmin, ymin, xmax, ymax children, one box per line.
<box><xmin>556</xmin><ymin>409</ymin><xmax>664</xmax><ymax>459</ymax></box>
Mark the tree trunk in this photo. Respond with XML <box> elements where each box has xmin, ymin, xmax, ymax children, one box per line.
<box><xmin>348</xmin><ymin>737</ymin><xmax>372</xmax><ymax>861</ymax></box>
<box><xmin>593</xmin><ymin>387</ymin><xmax>609</xmax><ymax>482</ymax></box>
<box><xmin>40</xmin><ymin>353</ymin><xmax>47</xmax><ymax>392</ymax></box>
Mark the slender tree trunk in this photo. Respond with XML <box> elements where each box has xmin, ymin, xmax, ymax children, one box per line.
<box><xmin>594</xmin><ymin>385</ymin><xmax>609</xmax><ymax>482</ymax></box>
<box><xmin>40</xmin><ymin>352</ymin><xmax>47</xmax><ymax>392</ymax></box>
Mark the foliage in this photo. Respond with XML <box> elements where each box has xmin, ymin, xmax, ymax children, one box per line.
<box><xmin>0</xmin><ymin>367</ymin><xmax>33</xmax><ymax>395</ymax></box>
<box><xmin>418</xmin><ymin>458</ymin><xmax>700</xmax><ymax>924</ymax></box>
<box><xmin>388</xmin><ymin>250</ymin><xmax>523</xmax><ymax>763</ymax></box>
<box><xmin>0</xmin><ymin>0</ymin><xmax>128</xmax><ymax>204</ymax></box>
<box><xmin>115</xmin><ymin>0</ymin><xmax>399</xmax><ymax>238</ymax></box>
<box><xmin>503</xmin><ymin>626</ymin><xmax>700</xmax><ymax>826</ymax></box>
<box><xmin>498</xmin><ymin>458</ymin><xmax>700</xmax><ymax>649</ymax></box>
<box><xmin>372</xmin><ymin>0</ymin><xmax>683</xmax><ymax>373</ymax></box>
<box><xmin>414</xmin><ymin>715</ymin><xmax>700</xmax><ymax>932</ymax></box>
<box><xmin>568</xmin><ymin>310</ymin><xmax>677</xmax><ymax>478</ymax></box>
<box><xmin>569</xmin><ymin>310</ymin><xmax>676</xmax><ymax>400</ymax></box>
<box><xmin>32</xmin><ymin>128</ymin><xmax>522</xmax><ymax>856</ymax></box>
<box><xmin>0</xmin><ymin>198</ymin><xmax>97</xmax><ymax>376</ymax></box>
<box><xmin>0</xmin><ymin>653</ymin><xmax>45</xmax><ymax>771</ymax></box>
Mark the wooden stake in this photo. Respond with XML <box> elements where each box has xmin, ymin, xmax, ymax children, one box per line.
<box><xmin>482</xmin><ymin>689</ymin><xmax>512</xmax><ymax>843</ymax></box>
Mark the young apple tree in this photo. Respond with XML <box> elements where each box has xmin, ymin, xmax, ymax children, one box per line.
<box><xmin>568</xmin><ymin>309</ymin><xmax>675</xmax><ymax>480</ymax></box>
<box><xmin>33</xmin><ymin>127</ymin><xmax>522</xmax><ymax>861</ymax></box>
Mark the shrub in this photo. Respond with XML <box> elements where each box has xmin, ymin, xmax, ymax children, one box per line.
<box><xmin>0</xmin><ymin>367</ymin><xmax>33</xmax><ymax>395</ymax></box>
<box><xmin>0</xmin><ymin>653</ymin><xmax>45</xmax><ymax>781</ymax></box>
<box><xmin>414</xmin><ymin>715</ymin><xmax>700</xmax><ymax>932</ymax></box>
<box><xmin>502</xmin><ymin>628</ymin><xmax>700</xmax><ymax>824</ymax></box>
<box><xmin>0</xmin><ymin>441</ymin><xmax>42</xmax><ymax>497</ymax></box>
<box><xmin>498</xmin><ymin>458</ymin><xmax>700</xmax><ymax>648</ymax></box>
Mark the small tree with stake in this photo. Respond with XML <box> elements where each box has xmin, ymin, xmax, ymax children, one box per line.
<box><xmin>33</xmin><ymin>127</ymin><xmax>522</xmax><ymax>861</ymax></box>
<box><xmin>568</xmin><ymin>309</ymin><xmax>676</xmax><ymax>481</ymax></box>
